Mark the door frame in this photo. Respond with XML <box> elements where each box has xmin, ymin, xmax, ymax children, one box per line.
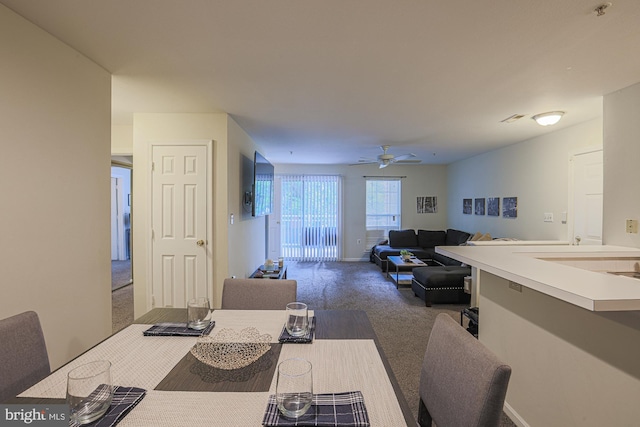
<box><xmin>147</xmin><ymin>140</ymin><xmax>214</xmax><ymax>308</ymax></box>
<box><xmin>568</xmin><ymin>146</ymin><xmax>603</xmax><ymax>245</ymax></box>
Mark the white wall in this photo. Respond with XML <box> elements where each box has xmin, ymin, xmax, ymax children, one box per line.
<box><xmin>447</xmin><ymin>118</ymin><xmax>603</xmax><ymax>240</ymax></box>
<box><xmin>226</xmin><ymin>117</ymin><xmax>271</xmax><ymax>280</ymax></box>
<box><xmin>112</xmin><ymin>124</ymin><xmax>134</xmax><ymax>155</ymax></box>
<box><xmin>274</xmin><ymin>163</ymin><xmax>449</xmax><ymax>260</ymax></box>
<box><xmin>603</xmin><ymin>82</ymin><xmax>640</xmax><ymax>248</ymax></box>
<box><xmin>0</xmin><ymin>5</ymin><xmax>112</xmax><ymax>369</ymax></box>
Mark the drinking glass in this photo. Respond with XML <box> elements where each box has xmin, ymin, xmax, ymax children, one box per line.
<box><xmin>285</xmin><ymin>302</ymin><xmax>308</xmax><ymax>337</ymax></box>
<box><xmin>188</xmin><ymin>297</ymin><xmax>211</xmax><ymax>330</ymax></box>
<box><xmin>276</xmin><ymin>358</ymin><xmax>313</xmax><ymax>418</ymax></box>
<box><xmin>66</xmin><ymin>360</ymin><xmax>113</xmax><ymax>425</ymax></box>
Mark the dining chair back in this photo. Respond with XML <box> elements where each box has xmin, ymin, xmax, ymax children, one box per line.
<box><xmin>221</xmin><ymin>278</ymin><xmax>297</xmax><ymax>310</ymax></box>
<box><xmin>418</xmin><ymin>313</ymin><xmax>511</xmax><ymax>427</ymax></box>
<box><xmin>0</xmin><ymin>311</ymin><xmax>50</xmax><ymax>402</ymax></box>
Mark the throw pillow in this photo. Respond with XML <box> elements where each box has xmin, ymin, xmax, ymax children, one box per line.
<box><xmin>470</xmin><ymin>231</ymin><xmax>483</xmax><ymax>241</ymax></box>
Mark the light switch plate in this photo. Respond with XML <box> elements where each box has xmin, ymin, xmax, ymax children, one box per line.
<box><xmin>544</xmin><ymin>213</ymin><xmax>554</xmax><ymax>222</ymax></box>
<box><xmin>626</xmin><ymin>219</ymin><xmax>638</xmax><ymax>234</ymax></box>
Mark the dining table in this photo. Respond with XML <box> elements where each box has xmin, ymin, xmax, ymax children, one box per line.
<box><xmin>13</xmin><ymin>308</ymin><xmax>415</xmax><ymax>426</ymax></box>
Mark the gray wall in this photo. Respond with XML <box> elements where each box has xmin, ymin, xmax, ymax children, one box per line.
<box><xmin>0</xmin><ymin>5</ymin><xmax>112</xmax><ymax>369</ymax></box>
<box><xmin>447</xmin><ymin>118</ymin><xmax>602</xmax><ymax>240</ymax></box>
<box><xmin>603</xmin><ymin>81</ymin><xmax>640</xmax><ymax>248</ymax></box>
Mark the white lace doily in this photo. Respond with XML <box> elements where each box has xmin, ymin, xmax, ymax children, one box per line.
<box><xmin>190</xmin><ymin>327</ymin><xmax>272</xmax><ymax>370</ymax></box>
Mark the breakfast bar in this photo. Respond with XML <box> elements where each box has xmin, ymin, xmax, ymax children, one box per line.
<box><xmin>437</xmin><ymin>244</ymin><xmax>640</xmax><ymax>427</ymax></box>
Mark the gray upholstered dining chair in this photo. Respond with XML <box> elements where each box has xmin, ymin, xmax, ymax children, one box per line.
<box><xmin>418</xmin><ymin>313</ymin><xmax>511</xmax><ymax>427</ymax></box>
<box><xmin>221</xmin><ymin>278</ymin><xmax>297</xmax><ymax>310</ymax></box>
<box><xmin>0</xmin><ymin>311</ymin><xmax>51</xmax><ymax>403</ymax></box>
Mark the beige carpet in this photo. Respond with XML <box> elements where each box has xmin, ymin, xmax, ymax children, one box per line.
<box><xmin>111</xmin><ymin>260</ymin><xmax>132</xmax><ymax>291</ymax></box>
<box><xmin>110</xmin><ymin>261</ymin><xmax>515</xmax><ymax>426</ymax></box>
<box><xmin>112</xmin><ymin>284</ymin><xmax>134</xmax><ymax>334</ymax></box>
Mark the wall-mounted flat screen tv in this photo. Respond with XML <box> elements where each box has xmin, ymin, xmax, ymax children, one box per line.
<box><xmin>252</xmin><ymin>151</ymin><xmax>274</xmax><ymax>217</ymax></box>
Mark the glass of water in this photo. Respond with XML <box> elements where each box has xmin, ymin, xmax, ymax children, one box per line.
<box><xmin>66</xmin><ymin>360</ymin><xmax>113</xmax><ymax>425</ymax></box>
<box><xmin>188</xmin><ymin>297</ymin><xmax>211</xmax><ymax>330</ymax></box>
<box><xmin>276</xmin><ymin>358</ymin><xmax>313</xmax><ymax>418</ymax></box>
<box><xmin>285</xmin><ymin>302</ymin><xmax>308</xmax><ymax>337</ymax></box>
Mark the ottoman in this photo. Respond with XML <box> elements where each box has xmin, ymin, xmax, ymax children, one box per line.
<box><xmin>411</xmin><ymin>266</ymin><xmax>471</xmax><ymax>307</ymax></box>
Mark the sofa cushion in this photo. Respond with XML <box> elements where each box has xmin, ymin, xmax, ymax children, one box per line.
<box><xmin>389</xmin><ymin>229</ymin><xmax>418</xmax><ymax>248</ymax></box>
<box><xmin>374</xmin><ymin>245</ymin><xmax>433</xmax><ymax>260</ymax></box>
<box><xmin>406</xmin><ymin>247</ymin><xmax>434</xmax><ymax>260</ymax></box>
<box><xmin>373</xmin><ymin>245</ymin><xmax>399</xmax><ymax>260</ymax></box>
<box><xmin>445</xmin><ymin>229</ymin><xmax>472</xmax><ymax>246</ymax></box>
<box><xmin>433</xmin><ymin>253</ymin><xmax>464</xmax><ymax>266</ymax></box>
<box><xmin>417</xmin><ymin>230</ymin><xmax>447</xmax><ymax>249</ymax></box>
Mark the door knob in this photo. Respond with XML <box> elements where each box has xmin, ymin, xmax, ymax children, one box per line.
<box><xmin>196</xmin><ymin>240</ymin><xmax>205</xmax><ymax>246</ymax></box>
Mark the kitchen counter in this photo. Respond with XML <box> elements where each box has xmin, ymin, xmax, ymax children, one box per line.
<box><xmin>437</xmin><ymin>244</ymin><xmax>640</xmax><ymax>311</ymax></box>
<box><xmin>436</xmin><ymin>244</ymin><xmax>640</xmax><ymax>426</ymax></box>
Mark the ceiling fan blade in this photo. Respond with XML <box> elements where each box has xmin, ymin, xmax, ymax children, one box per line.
<box><xmin>393</xmin><ymin>153</ymin><xmax>416</xmax><ymax>161</ymax></box>
<box><xmin>396</xmin><ymin>159</ymin><xmax>422</xmax><ymax>164</ymax></box>
<box><xmin>348</xmin><ymin>160</ymin><xmax>378</xmax><ymax>166</ymax></box>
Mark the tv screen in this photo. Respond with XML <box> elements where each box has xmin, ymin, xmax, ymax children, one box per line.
<box><xmin>252</xmin><ymin>151</ymin><xmax>274</xmax><ymax>217</ymax></box>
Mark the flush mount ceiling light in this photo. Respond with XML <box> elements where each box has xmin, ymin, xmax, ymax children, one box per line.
<box><xmin>532</xmin><ymin>111</ymin><xmax>565</xmax><ymax>126</ymax></box>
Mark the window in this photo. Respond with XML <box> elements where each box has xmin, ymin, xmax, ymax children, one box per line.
<box><xmin>365</xmin><ymin>179</ymin><xmax>401</xmax><ymax>248</ymax></box>
<box><xmin>280</xmin><ymin>175</ymin><xmax>342</xmax><ymax>261</ymax></box>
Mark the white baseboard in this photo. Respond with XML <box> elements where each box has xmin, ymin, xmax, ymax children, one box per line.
<box><xmin>504</xmin><ymin>401</ymin><xmax>529</xmax><ymax>427</ymax></box>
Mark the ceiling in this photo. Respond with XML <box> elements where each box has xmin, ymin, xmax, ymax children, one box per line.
<box><xmin>2</xmin><ymin>0</ymin><xmax>639</xmax><ymax>165</ymax></box>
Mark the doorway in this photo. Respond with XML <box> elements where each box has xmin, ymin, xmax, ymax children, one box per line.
<box><xmin>111</xmin><ymin>159</ymin><xmax>133</xmax><ymax>290</ymax></box>
<box><xmin>569</xmin><ymin>148</ymin><xmax>603</xmax><ymax>245</ymax></box>
<box><xmin>111</xmin><ymin>157</ymin><xmax>134</xmax><ymax>332</ymax></box>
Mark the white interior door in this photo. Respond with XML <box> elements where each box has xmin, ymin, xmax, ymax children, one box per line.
<box><xmin>151</xmin><ymin>144</ymin><xmax>209</xmax><ymax>308</ymax></box>
<box><xmin>571</xmin><ymin>149</ymin><xmax>603</xmax><ymax>245</ymax></box>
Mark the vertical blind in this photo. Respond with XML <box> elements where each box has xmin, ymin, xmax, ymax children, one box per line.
<box><xmin>279</xmin><ymin>174</ymin><xmax>342</xmax><ymax>261</ymax></box>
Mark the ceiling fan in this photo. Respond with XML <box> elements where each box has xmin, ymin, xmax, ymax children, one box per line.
<box><xmin>352</xmin><ymin>145</ymin><xmax>422</xmax><ymax>168</ymax></box>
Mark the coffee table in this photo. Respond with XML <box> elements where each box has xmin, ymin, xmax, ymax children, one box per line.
<box><xmin>386</xmin><ymin>255</ymin><xmax>432</xmax><ymax>288</ymax></box>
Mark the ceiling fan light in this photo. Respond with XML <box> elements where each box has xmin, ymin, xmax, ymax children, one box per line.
<box><xmin>532</xmin><ymin>111</ymin><xmax>565</xmax><ymax>126</ymax></box>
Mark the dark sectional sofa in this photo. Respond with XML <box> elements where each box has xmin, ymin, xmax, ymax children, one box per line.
<box><xmin>372</xmin><ymin>228</ymin><xmax>471</xmax><ymax>270</ymax></box>
<box><xmin>371</xmin><ymin>228</ymin><xmax>472</xmax><ymax>306</ymax></box>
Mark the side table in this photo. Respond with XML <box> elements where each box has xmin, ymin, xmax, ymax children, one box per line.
<box><xmin>249</xmin><ymin>265</ymin><xmax>288</xmax><ymax>279</ymax></box>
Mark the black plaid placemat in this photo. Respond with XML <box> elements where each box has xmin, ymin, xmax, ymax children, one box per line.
<box><xmin>70</xmin><ymin>386</ymin><xmax>146</xmax><ymax>427</ymax></box>
<box><xmin>143</xmin><ymin>321</ymin><xmax>215</xmax><ymax>336</ymax></box>
<box><xmin>262</xmin><ymin>391</ymin><xmax>370</xmax><ymax>426</ymax></box>
<box><xmin>278</xmin><ymin>317</ymin><xmax>315</xmax><ymax>344</ymax></box>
